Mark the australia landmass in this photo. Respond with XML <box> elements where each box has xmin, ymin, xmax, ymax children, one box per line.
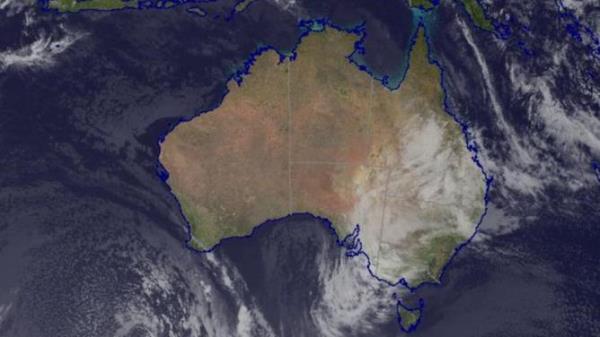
<box><xmin>159</xmin><ymin>26</ymin><xmax>487</xmax><ymax>285</ymax></box>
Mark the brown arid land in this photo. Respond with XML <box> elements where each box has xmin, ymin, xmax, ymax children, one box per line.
<box><xmin>159</xmin><ymin>27</ymin><xmax>486</xmax><ymax>284</ymax></box>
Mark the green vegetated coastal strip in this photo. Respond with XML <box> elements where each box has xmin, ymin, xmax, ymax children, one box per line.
<box><xmin>409</xmin><ymin>0</ymin><xmax>435</xmax><ymax>10</ymax></box>
<box><xmin>234</xmin><ymin>0</ymin><xmax>255</xmax><ymax>13</ymax></box>
<box><xmin>46</xmin><ymin>0</ymin><xmax>494</xmax><ymax>31</ymax></box>
<box><xmin>48</xmin><ymin>0</ymin><xmax>137</xmax><ymax>12</ymax></box>
<box><xmin>461</xmin><ymin>0</ymin><xmax>494</xmax><ymax>30</ymax></box>
<box><xmin>409</xmin><ymin>0</ymin><xmax>493</xmax><ymax>31</ymax></box>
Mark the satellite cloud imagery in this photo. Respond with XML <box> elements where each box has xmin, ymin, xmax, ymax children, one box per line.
<box><xmin>0</xmin><ymin>0</ymin><xmax>599</xmax><ymax>336</ymax></box>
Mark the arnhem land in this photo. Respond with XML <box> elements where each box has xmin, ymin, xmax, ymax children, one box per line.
<box><xmin>160</xmin><ymin>27</ymin><xmax>486</xmax><ymax>285</ymax></box>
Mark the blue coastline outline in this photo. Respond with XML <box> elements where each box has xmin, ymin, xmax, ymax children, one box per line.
<box><xmin>31</xmin><ymin>0</ymin><xmax>599</xmax><ymax>333</ymax></box>
<box><xmin>37</xmin><ymin>0</ymin><xmax>218</xmax><ymax>13</ymax></box>
<box><xmin>592</xmin><ymin>161</ymin><xmax>600</xmax><ymax>184</ymax></box>
<box><xmin>33</xmin><ymin>0</ymin><xmax>499</xmax><ymax>333</ymax></box>
<box><xmin>154</xmin><ymin>10</ymin><xmax>493</xmax><ymax>334</ymax></box>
